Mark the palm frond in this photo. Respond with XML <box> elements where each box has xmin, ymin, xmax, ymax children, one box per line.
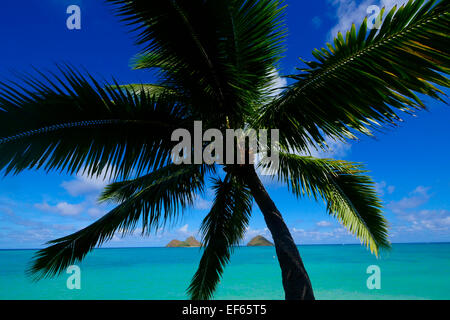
<box><xmin>258</xmin><ymin>0</ymin><xmax>449</xmax><ymax>153</ymax></box>
<box><xmin>107</xmin><ymin>0</ymin><xmax>287</xmax><ymax>124</ymax></box>
<box><xmin>187</xmin><ymin>174</ymin><xmax>253</xmax><ymax>300</ymax></box>
<box><xmin>112</xmin><ymin>83</ymin><xmax>178</xmax><ymax>97</ymax></box>
<box><xmin>131</xmin><ymin>52</ymin><xmax>175</xmax><ymax>71</ymax></box>
<box><xmin>0</xmin><ymin>66</ymin><xmax>189</xmax><ymax>179</ymax></box>
<box><xmin>28</xmin><ymin>164</ymin><xmax>207</xmax><ymax>280</ymax></box>
<box><xmin>270</xmin><ymin>153</ymin><xmax>390</xmax><ymax>256</ymax></box>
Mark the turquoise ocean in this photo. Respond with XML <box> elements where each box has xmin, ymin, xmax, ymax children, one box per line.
<box><xmin>1</xmin><ymin>243</ymin><xmax>449</xmax><ymax>300</ymax></box>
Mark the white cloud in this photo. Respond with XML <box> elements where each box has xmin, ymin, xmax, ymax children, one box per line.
<box><xmin>291</xmin><ymin>226</ymin><xmax>353</xmax><ymax>243</ymax></box>
<box><xmin>178</xmin><ymin>224</ymin><xmax>189</xmax><ymax>234</ymax></box>
<box><xmin>267</xmin><ymin>68</ymin><xmax>288</xmax><ymax>98</ymax></box>
<box><xmin>35</xmin><ymin>201</ymin><xmax>84</xmax><ymax>216</ymax></box>
<box><xmin>61</xmin><ymin>167</ymin><xmax>115</xmax><ymax>197</ymax></box>
<box><xmin>316</xmin><ymin>220</ymin><xmax>332</xmax><ymax>227</ymax></box>
<box><xmin>387</xmin><ymin>185</ymin><xmax>395</xmax><ymax>194</ymax></box>
<box><xmin>61</xmin><ymin>174</ymin><xmax>108</xmax><ymax>197</ymax></box>
<box><xmin>388</xmin><ymin>186</ymin><xmax>431</xmax><ymax>214</ymax></box>
<box><xmin>375</xmin><ymin>181</ymin><xmax>387</xmax><ymax>195</ymax></box>
<box><xmin>244</xmin><ymin>226</ymin><xmax>271</xmax><ymax>243</ymax></box>
<box><xmin>394</xmin><ymin>210</ymin><xmax>450</xmax><ymax>233</ymax></box>
<box><xmin>328</xmin><ymin>0</ymin><xmax>409</xmax><ymax>39</ymax></box>
<box><xmin>375</xmin><ymin>181</ymin><xmax>395</xmax><ymax>196</ymax></box>
<box><xmin>383</xmin><ymin>186</ymin><xmax>450</xmax><ymax>238</ymax></box>
<box><xmin>308</xmin><ymin>137</ymin><xmax>352</xmax><ymax>158</ymax></box>
<box><xmin>87</xmin><ymin>207</ymin><xmax>106</xmax><ymax>218</ymax></box>
<box><xmin>284</xmin><ymin>135</ymin><xmax>352</xmax><ymax>160</ymax></box>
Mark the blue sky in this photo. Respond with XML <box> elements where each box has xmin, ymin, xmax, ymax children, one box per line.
<box><xmin>0</xmin><ymin>0</ymin><xmax>449</xmax><ymax>249</ymax></box>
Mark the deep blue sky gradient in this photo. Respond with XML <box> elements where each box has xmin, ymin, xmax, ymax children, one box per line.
<box><xmin>0</xmin><ymin>0</ymin><xmax>449</xmax><ymax>249</ymax></box>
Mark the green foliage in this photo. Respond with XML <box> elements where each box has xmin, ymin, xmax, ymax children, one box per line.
<box><xmin>187</xmin><ymin>175</ymin><xmax>253</xmax><ymax>300</ymax></box>
<box><xmin>273</xmin><ymin>153</ymin><xmax>390</xmax><ymax>255</ymax></box>
<box><xmin>112</xmin><ymin>83</ymin><xmax>178</xmax><ymax>97</ymax></box>
<box><xmin>29</xmin><ymin>164</ymin><xmax>209</xmax><ymax>280</ymax></box>
<box><xmin>258</xmin><ymin>0</ymin><xmax>449</xmax><ymax>154</ymax></box>
<box><xmin>0</xmin><ymin>66</ymin><xmax>190</xmax><ymax>180</ymax></box>
<box><xmin>0</xmin><ymin>0</ymin><xmax>447</xmax><ymax>300</ymax></box>
<box><xmin>107</xmin><ymin>0</ymin><xmax>287</xmax><ymax>125</ymax></box>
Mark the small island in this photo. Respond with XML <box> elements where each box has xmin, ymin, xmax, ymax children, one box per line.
<box><xmin>247</xmin><ymin>235</ymin><xmax>274</xmax><ymax>247</ymax></box>
<box><xmin>166</xmin><ymin>236</ymin><xmax>202</xmax><ymax>247</ymax></box>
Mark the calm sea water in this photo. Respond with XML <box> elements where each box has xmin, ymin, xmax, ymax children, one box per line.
<box><xmin>0</xmin><ymin>243</ymin><xmax>449</xmax><ymax>300</ymax></box>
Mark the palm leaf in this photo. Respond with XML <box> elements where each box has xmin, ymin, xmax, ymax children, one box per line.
<box><xmin>107</xmin><ymin>0</ymin><xmax>287</xmax><ymax>124</ymax></box>
<box><xmin>270</xmin><ymin>153</ymin><xmax>390</xmax><ymax>256</ymax></box>
<box><xmin>28</xmin><ymin>164</ymin><xmax>207</xmax><ymax>280</ymax></box>
<box><xmin>258</xmin><ymin>0</ymin><xmax>449</xmax><ymax>153</ymax></box>
<box><xmin>187</xmin><ymin>174</ymin><xmax>253</xmax><ymax>300</ymax></box>
<box><xmin>112</xmin><ymin>83</ymin><xmax>178</xmax><ymax>97</ymax></box>
<box><xmin>0</xmin><ymin>66</ymin><xmax>189</xmax><ymax>179</ymax></box>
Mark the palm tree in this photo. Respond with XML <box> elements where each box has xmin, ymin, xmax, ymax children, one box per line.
<box><xmin>0</xmin><ymin>0</ymin><xmax>448</xmax><ymax>300</ymax></box>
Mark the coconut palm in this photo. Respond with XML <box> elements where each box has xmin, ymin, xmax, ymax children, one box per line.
<box><xmin>0</xmin><ymin>0</ymin><xmax>448</xmax><ymax>300</ymax></box>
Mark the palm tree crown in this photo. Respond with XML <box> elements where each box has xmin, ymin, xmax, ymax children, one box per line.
<box><xmin>0</xmin><ymin>0</ymin><xmax>448</xmax><ymax>300</ymax></box>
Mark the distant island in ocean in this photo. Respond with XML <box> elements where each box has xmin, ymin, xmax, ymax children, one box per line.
<box><xmin>165</xmin><ymin>235</ymin><xmax>274</xmax><ymax>247</ymax></box>
<box><xmin>247</xmin><ymin>235</ymin><xmax>274</xmax><ymax>247</ymax></box>
<box><xmin>166</xmin><ymin>236</ymin><xmax>202</xmax><ymax>247</ymax></box>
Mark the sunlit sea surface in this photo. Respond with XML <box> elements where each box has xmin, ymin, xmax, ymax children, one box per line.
<box><xmin>1</xmin><ymin>243</ymin><xmax>449</xmax><ymax>300</ymax></box>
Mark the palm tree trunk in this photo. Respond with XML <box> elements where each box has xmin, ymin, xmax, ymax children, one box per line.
<box><xmin>239</xmin><ymin>165</ymin><xmax>315</xmax><ymax>300</ymax></box>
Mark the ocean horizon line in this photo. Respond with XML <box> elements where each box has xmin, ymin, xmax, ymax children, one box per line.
<box><xmin>1</xmin><ymin>241</ymin><xmax>449</xmax><ymax>251</ymax></box>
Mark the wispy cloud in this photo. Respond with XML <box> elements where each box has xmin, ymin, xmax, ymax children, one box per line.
<box><xmin>0</xmin><ymin>198</ymin><xmax>84</xmax><ymax>246</ymax></box>
<box><xmin>292</xmin><ymin>226</ymin><xmax>353</xmax><ymax>243</ymax></box>
<box><xmin>243</xmin><ymin>226</ymin><xmax>271</xmax><ymax>243</ymax></box>
<box><xmin>392</xmin><ymin>210</ymin><xmax>450</xmax><ymax>235</ymax></box>
<box><xmin>267</xmin><ymin>68</ymin><xmax>288</xmax><ymax>98</ymax></box>
<box><xmin>386</xmin><ymin>186</ymin><xmax>450</xmax><ymax>238</ymax></box>
<box><xmin>35</xmin><ymin>201</ymin><xmax>84</xmax><ymax>216</ymax></box>
<box><xmin>328</xmin><ymin>0</ymin><xmax>409</xmax><ymax>39</ymax></box>
<box><xmin>87</xmin><ymin>207</ymin><xmax>106</xmax><ymax>218</ymax></box>
<box><xmin>0</xmin><ymin>204</ymin><xmax>45</xmax><ymax>228</ymax></box>
<box><xmin>307</xmin><ymin>137</ymin><xmax>352</xmax><ymax>158</ymax></box>
<box><xmin>375</xmin><ymin>181</ymin><xmax>395</xmax><ymax>197</ymax></box>
<box><xmin>178</xmin><ymin>224</ymin><xmax>189</xmax><ymax>234</ymax></box>
<box><xmin>61</xmin><ymin>171</ymin><xmax>110</xmax><ymax>197</ymax></box>
<box><xmin>387</xmin><ymin>186</ymin><xmax>431</xmax><ymax>214</ymax></box>
<box><xmin>316</xmin><ymin>220</ymin><xmax>332</xmax><ymax>227</ymax></box>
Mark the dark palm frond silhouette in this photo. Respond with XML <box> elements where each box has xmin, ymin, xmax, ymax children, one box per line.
<box><xmin>0</xmin><ymin>0</ymin><xmax>448</xmax><ymax>300</ymax></box>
